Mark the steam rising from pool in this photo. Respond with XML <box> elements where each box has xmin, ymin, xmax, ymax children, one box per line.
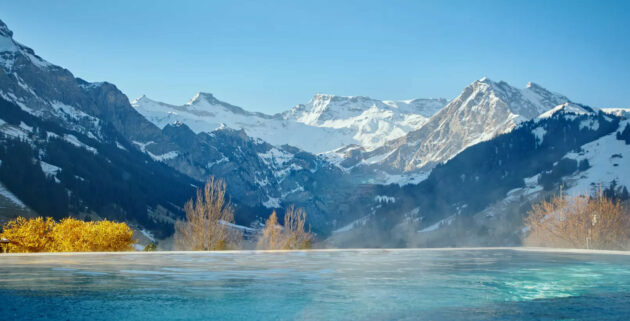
<box><xmin>1</xmin><ymin>248</ymin><xmax>630</xmax><ymax>320</ymax></box>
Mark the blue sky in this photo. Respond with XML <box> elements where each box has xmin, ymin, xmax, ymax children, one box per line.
<box><xmin>1</xmin><ymin>0</ymin><xmax>629</xmax><ymax>113</ymax></box>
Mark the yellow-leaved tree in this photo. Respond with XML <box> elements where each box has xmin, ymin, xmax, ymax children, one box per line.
<box><xmin>174</xmin><ymin>177</ymin><xmax>241</xmax><ymax>250</ymax></box>
<box><xmin>256</xmin><ymin>205</ymin><xmax>314</xmax><ymax>250</ymax></box>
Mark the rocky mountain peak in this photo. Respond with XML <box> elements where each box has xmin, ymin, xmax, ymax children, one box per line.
<box><xmin>0</xmin><ymin>19</ymin><xmax>13</xmax><ymax>38</ymax></box>
<box><xmin>130</xmin><ymin>94</ymin><xmax>150</xmax><ymax>105</ymax></box>
<box><xmin>526</xmin><ymin>81</ymin><xmax>540</xmax><ymax>89</ymax></box>
<box><xmin>476</xmin><ymin>76</ymin><xmax>493</xmax><ymax>84</ymax></box>
<box><xmin>311</xmin><ymin>93</ymin><xmax>335</xmax><ymax>102</ymax></box>
<box><xmin>186</xmin><ymin>92</ymin><xmax>220</xmax><ymax>105</ymax></box>
<box><xmin>308</xmin><ymin>93</ymin><xmax>376</xmax><ymax>108</ymax></box>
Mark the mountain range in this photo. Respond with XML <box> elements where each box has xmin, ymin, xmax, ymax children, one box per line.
<box><xmin>0</xmin><ymin>18</ymin><xmax>628</xmax><ymax>246</ymax></box>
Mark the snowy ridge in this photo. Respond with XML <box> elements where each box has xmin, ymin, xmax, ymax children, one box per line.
<box><xmin>132</xmin><ymin>93</ymin><xmax>447</xmax><ymax>154</ymax></box>
<box><xmin>538</xmin><ymin>102</ymin><xmax>596</xmax><ymax>119</ymax></box>
<box><xmin>282</xmin><ymin>94</ymin><xmax>447</xmax><ymax>150</ymax></box>
<box><xmin>602</xmin><ymin>108</ymin><xmax>630</xmax><ymax>118</ymax></box>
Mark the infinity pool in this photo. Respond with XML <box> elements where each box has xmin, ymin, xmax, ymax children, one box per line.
<box><xmin>1</xmin><ymin>248</ymin><xmax>630</xmax><ymax>320</ymax></box>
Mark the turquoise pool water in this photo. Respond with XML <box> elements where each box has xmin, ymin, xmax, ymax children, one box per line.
<box><xmin>1</xmin><ymin>249</ymin><xmax>630</xmax><ymax>320</ymax></box>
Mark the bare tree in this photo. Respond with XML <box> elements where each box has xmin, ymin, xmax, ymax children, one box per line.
<box><xmin>174</xmin><ymin>177</ymin><xmax>241</xmax><ymax>250</ymax></box>
<box><xmin>256</xmin><ymin>206</ymin><xmax>314</xmax><ymax>250</ymax></box>
<box><xmin>282</xmin><ymin>205</ymin><xmax>313</xmax><ymax>249</ymax></box>
<box><xmin>256</xmin><ymin>211</ymin><xmax>281</xmax><ymax>250</ymax></box>
<box><xmin>524</xmin><ymin>191</ymin><xmax>630</xmax><ymax>250</ymax></box>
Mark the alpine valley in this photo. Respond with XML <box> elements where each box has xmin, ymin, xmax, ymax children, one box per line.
<box><xmin>1</xmin><ymin>19</ymin><xmax>628</xmax><ymax>246</ymax></box>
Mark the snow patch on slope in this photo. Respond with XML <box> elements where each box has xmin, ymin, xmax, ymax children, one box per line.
<box><xmin>333</xmin><ymin>215</ymin><xmax>370</xmax><ymax>233</ymax></box>
<box><xmin>40</xmin><ymin>161</ymin><xmax>61</xmax><ymax>176</ymax></box>
<box><xmin>532</xmin><ymin>127</ymin><xmax>546</xmax><ymax>146</ymax></box>
<box><xmin>0</xmin><ymin>181</ymin><xmax>26</xmax><ymax>208</ymax></box>
<box><xmin>564</xmin><ymin>121</ymin><xmax>630</xmax><ymax>195</ymax></box>
<box><xmin>420</xmin><ymin>215</ymin><xmax>456</xmax><ymax>233</ymax></box>
<box><xmin>63</xmin><ymin>134</ymin><xmax>97</xmax><ymax>154</ymax></box>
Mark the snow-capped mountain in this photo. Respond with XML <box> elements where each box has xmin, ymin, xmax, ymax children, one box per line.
<box><xmin>329</xmin><ymin>108</ymin><xmax>627</xmax><ymax>247</ymax></box>
<box><xmin>133</xmin><ymin>77</ymin><xmax>580</xmax><ymax>187</ymax></box>
<box><xmin>343</xmin><ymin>77</ymin><xmax>571</xmax><ymax>177</ymax></box>
<box><xmin>132</xmin><ymin>92</ymin><xmax>447</xmax><ymax>154</ymax></box>
<box><xmin>132</xmin><ymin>93</ymin><xmax>348</xmax><ymax>154</ymax></box>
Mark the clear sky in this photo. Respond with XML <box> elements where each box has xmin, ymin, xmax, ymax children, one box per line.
<box><xmin>1</xmin><ymin>0</ymin><xmax>629</xmax><ymax>113</ymax></box>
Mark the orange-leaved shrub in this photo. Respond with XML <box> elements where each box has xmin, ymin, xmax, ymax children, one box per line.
<box><xmin>0</xmin><ymin>217</ymin><xmax>135</xmax><ymax>252</ymax></box>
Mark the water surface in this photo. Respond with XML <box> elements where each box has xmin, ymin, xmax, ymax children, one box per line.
<box><xmin>1</xmin><ymin>248</ymin><xmax>630</xmax><ymax>320</ymax></box>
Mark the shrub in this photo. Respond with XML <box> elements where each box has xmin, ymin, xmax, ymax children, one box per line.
<box><xmin>144</xmin><ymin>242</ymin><xmax>158</xmax><ymax>251</ymax></box>
<box><xmin>524</xmin><ymin>192</ymin><xmax>630</xmax><ymax>250</ymax></box>
<box><xmin>0</xmin><ymin>217</ymin><xmax>55</xmax><ymax>252</ymax></box>
<box><xmin>578</xmin><ymin>159</ymin><xmax>590</xmax><ymax>171</ymax></box>
<box><xmin>82</xmin><ymin>219</ymin><xmax>135</xmax><ymax>252</ymax></box>
<box><xmin>0</xmin><ymin>217</ymin><xmax>135</xmax><ymax>252</ymax></box>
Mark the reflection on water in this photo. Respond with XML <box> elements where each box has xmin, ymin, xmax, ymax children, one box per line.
<box><xmin>1</xmin><ymin>249</ymin><xmax>630</xmax><ymax>320</ymax></box>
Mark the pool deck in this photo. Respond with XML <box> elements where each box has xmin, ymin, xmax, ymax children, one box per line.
<box><xmin>1</xmin><ymin>246</ymin><xmax>630</xmax><ymax>257</ymax></box>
